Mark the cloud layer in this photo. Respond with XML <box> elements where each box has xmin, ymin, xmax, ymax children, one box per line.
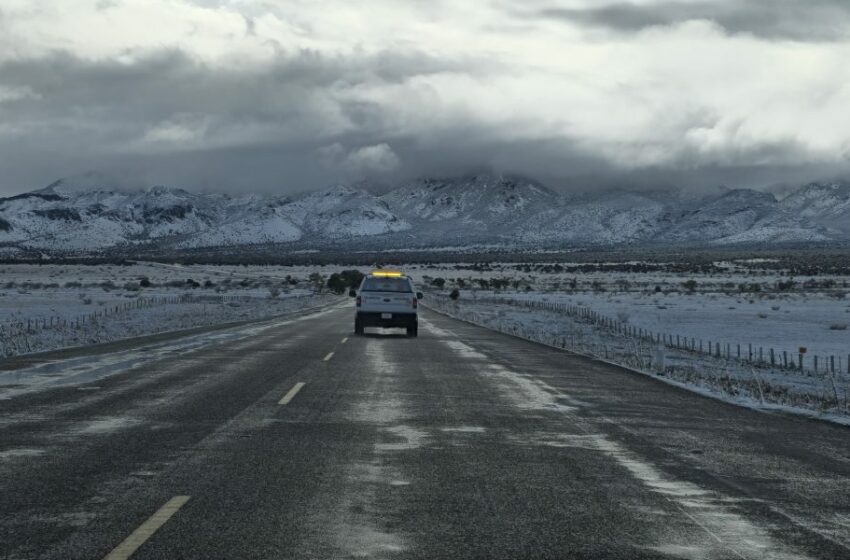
<box><xmin>0</xmin><ymin>0</ymin><xmax>849</xmax><ymax>195</ymax></box>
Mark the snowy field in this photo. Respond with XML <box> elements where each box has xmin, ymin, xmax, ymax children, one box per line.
<box><xmin>413</xmin><ymin>255</ymin><xmax>850</xmax><ymax>421</ymax></box>
<box><xmin>1</xmin><ymin>258</ymin><xmax>848</xmax><ymax>378</ymax></box>
<box><xmin>497</xmin><ymin>291</ymin><xmax>849</xmax><ymax>360</ymax></box>
<box><xmin>425</xmin><ymin>295</ymin><xmax>850</xmax><ymax>422</ymax></box>
<box><xmin>411</xmin><ymin>260</ymin><xmax>850</xmax><ymax>365</ymax></box>
<box><xmin>0</xmin><ymin>262</ymin><xmax>348</xmax><ymax>357</ymax></box>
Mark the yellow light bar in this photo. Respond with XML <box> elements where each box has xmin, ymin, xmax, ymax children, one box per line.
<box><xmin>371</xmin><ymin>270</ymin><xmax>403</xmax><ymax>277</ymax></box>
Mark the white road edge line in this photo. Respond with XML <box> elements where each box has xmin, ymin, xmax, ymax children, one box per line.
<box><xmin>103</xmin><ymin>495</ymin><xmax>190</xmax><ymax>560</ymax></box>
<box><xmin>279</xmin><ymin>382</ymin><xmax>306</xmax><ymax>405</ymax></box>
<box><xmin>323</xmin><ymin>351</ymin><xmax>335</xmax><ymax>361</ymax></box>
<box><xmin>341</xmin><ymin>337</ymin><xmax>348</xmax><ymax>344</ymax></box>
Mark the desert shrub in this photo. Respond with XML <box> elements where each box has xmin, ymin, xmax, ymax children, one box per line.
<box><xmin>449</xmin><ymin>288</ymin><xmax>460</xmax><ymax>300</ymax></box>
<box><xmin>829</xmin><ymin>324</ymin><xmax>848</xmax><ymax>330</ymax></box>
<box><xmin>326</xmin><ymin>273</ymin><xmax>347</xmax><ymax>294</ymax></box>
<box><xmin>775</xmin><ymin>279</ymin><xmax>795</xmax><ymax>291</ymax></box>
<box><xmin>339</xmin><ymin>269</ymin><xmax>365</xmax><ymax>288</ymax></box>
<box><xmin>327</xmin><ymin>270</ymin><xmax>363</xmax><ymax>294</ymax></box>
<box><xmin>268</xmin><ymin>285</ymin><xmax>281</xmax><ymax>298</ymax></box>
<box><xmin>139</xmin><ymin>277</ymin><xmax>152</xmax><ymax>288</ymax></box>
<box><xmin>64</xmin><ymin>281</ymin><xmax>82</xmax><ymax>288</ymax></box>
<box><xmin>739</xmin><ymin>283</ymin><xmax>762</xmax><ymax>293</ymax></box>
<box><xmin>308</xmin><ymin>272</ymin><xmax>326</xmax><ymax>292</ymax></box>
<box><xmin>431</xmin><ymin>277</ymin><xmax>446</xmax><ymax>289</ymax></box>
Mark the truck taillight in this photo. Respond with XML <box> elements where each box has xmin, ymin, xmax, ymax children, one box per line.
<box><xmin>356</xmin><ymin>296</ymin><xmax>361</xmax><ymax>307</ymax></box>
<box><xmin>412</xmin><ymin>298</ymin><xmax>418</xmax><ymax>309</ymax></box>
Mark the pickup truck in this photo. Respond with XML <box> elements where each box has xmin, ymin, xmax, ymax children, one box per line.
<box><xmin>350</xmin><ymin>271</ymin><xmax>422</xmax><ymax>337</ymax></box>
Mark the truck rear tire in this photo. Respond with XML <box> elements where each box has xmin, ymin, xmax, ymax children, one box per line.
<box><xmin>407</xmin><ymin>325</ymin><xmax>418</xmax><ymax>337</ymax></box>
<box><xmin>354</xmin><ymin>319</ymin><xmax>364</xmax><ymax>335</ymax></box>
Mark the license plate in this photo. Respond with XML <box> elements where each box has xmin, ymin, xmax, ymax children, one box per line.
<box><xmin>381</xmin><ymin>313</ymin><xmax>392</xmax><ymax>319</ymax></box>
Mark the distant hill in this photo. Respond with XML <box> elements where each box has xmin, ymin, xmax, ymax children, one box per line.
<box><xmin>1</xmin><ymin>174</ymin><xmax>848</xmax><ymax>255</ymax></box>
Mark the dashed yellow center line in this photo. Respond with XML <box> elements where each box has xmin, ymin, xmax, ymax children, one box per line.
<box><xmin>323</xmin><ymin>351</ymin><xmax>335</xmax><ymax>361</ymax></box>
<box><xmin>341</xmin><ymin>337</ymin><xmax>348</xmax><ymax>344</ymax></box>
<box><xmin>279</xmin><ymin>382</ymin><xmax>306</xmax><ymax>405</ymax></box>
<box><xmin>103</xmin><ymin>495</ymin><xmax>190</xmax><ymax>560</ymax></box>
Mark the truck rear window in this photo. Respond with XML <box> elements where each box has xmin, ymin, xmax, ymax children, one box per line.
<box><xmin>361</xmin><ymin>277</ymin><xmax>412</xmax><ymax>293</ymax></box>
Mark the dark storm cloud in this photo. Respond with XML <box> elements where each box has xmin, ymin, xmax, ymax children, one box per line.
<box><xmin>0</xmin><ymin>48</ymin><xmax>491</xmax><ymax>194</ymax></box>
<box><xmin>532</xmin><ymin>0</ymin><xmax>850</xmax><ymax>41</ymax></box>
<box><xmin>1</xmin><ymin>1</ymin><xmax>848</xmax><ymax>198</ymax></box>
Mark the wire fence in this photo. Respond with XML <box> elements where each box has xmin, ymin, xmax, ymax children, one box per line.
<box><xmin>425</xmin><ymin>294</ymin><xmax>850</xmax><ymax>415</ymax></box>
<box><xmin>0</xmin><ymin>292</ymin><xmax>320</xmax><ymax>357</ymax></box>
<box><xmin>453</xmin><ymin>295</ymin><xmax>849</xmax><ymax>377</ymax></box>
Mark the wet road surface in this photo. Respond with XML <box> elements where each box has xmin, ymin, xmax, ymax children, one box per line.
<box><xmin>1</xmin><ymin>304</ymin><xmax>849</xmax><ymax>559</ymax></box>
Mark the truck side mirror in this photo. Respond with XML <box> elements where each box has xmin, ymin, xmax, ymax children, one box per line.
<box><xmin>416</xmin><ymin>292</ymin><xmax>424</xmax><ymax>299</ymax></box>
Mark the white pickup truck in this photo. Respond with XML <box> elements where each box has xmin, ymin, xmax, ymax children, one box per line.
<box><xmin>350</xmin><ymin>271</ymin><xmax>422</xmax><ymax>337</ymax></box>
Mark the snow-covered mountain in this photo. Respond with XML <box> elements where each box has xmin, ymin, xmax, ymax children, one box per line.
<box><xmin>0</xmin><ymin>174</ymin><xmax>847</xmax><ymax>255</ymax></box>
<box><xmin>779</xmin><ymin>181</ymin><xmax>850</xmax><ymax>236</ymax></box>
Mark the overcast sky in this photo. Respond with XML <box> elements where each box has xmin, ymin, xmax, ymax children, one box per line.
<box><xmin>1</xmin><ymin>0</ymin><xmax>849</xmax><ymax>195</ymax></box>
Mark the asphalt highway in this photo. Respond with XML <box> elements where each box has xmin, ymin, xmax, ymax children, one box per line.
<box><xmin>1</xmin><ymin>303</ymin><xmax>849</xmax><ymax>559</ymax></box>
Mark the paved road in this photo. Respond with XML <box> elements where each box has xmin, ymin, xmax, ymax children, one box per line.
<box><xmin>1</xmin><ymin>304</ymin><xmax>850</xmax><ymax>559</ymax></box>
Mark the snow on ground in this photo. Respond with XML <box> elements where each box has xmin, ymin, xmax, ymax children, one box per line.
<box><xmin>426</xmin><ymin>295</ymin><xmax>850</xmax><ymax>421</ymax></box>
<box><xmin>504</xmin><ymin>291</ymin><xmax>850</xmax><ymax>360</ymax></box>
<box><xmin>0</xmin><ymin>304</ymin><xmax>345</xmax><ymax>400</ymax></box>
<box><xmin>0</xmin><ymin>263</ymin><xmax>349</xmax><ymax>358</ymax></box>
<box><xmin>0</xmin><ymin>293</ymin><xmax>339</xmax><ymax>358</ymax></box>
<box><xmin>409</xmin><ymin>260</ymin><xmax>849</xmax><ymax>363</ymax></box>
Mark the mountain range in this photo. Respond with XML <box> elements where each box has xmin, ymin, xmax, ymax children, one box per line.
<box><xmin>1</xmin><ymin>173</ymin><xmax>849</xmax><ymax>256</ymax></box>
